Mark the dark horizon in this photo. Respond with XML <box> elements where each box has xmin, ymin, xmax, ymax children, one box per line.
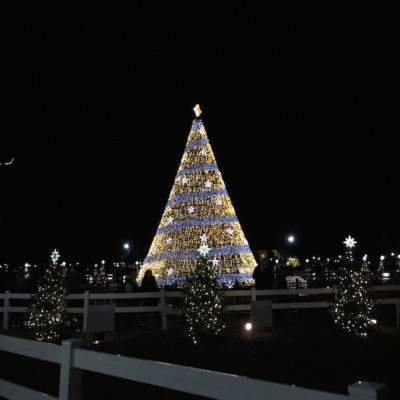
<box><xmin>1</xmin><ymin>3</ymin><xmax>398</xmax><ymax>265</ymax></box>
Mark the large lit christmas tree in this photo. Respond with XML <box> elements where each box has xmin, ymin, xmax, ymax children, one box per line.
<box><xmin>25</xmin><ymin>249</ymin><xmax>68</xmax><ymax>342</ymax></box>
<box><xmin>139</xmin><ymin>105</ymin><xmax>256</xmax><ymax>285</ymax></box>
<box><xmin>183</xmin><ymin>245</ymin><xmax>225</xmax><ymax>345</ymax></box>
<box><xmin>332</xmin><ymin>236</ymin><xmax>375</xmax><ymax>337</ymax></box>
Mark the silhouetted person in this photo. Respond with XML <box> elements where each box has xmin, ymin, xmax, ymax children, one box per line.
<box><xmin>141</xmin><ymin>269</ymin><xmax>158</xmax><ymax>304</ymax></box>
<box><xmin>253</xmin><ymin>264</ymin><xmax>274</xmax><ymax>290</ymax></box>
<box><xmin>140</xmin><ymin>269</ymin><xmax>159</xmax><ymax>325</ymax></box>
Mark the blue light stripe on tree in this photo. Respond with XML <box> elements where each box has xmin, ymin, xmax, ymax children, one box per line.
<box><xmin>166</xmin><ymin>189</ymin><xmax>228</xmax><ymax>207</ymax></box>
<box><xmin>176</xmin><ymin>163</ymin><xmax>218</xmax><ymax>177</ymax></box>
<box><xmin>184</xmin><ymin>138</ymin><xmax>210</xmax><ymax>152</ymax></box>
<box><xmin>191</xmin><ymin>120</ymin><xmax>203</xmax><ymax>130</ymax></box>
<box><xmin>144</xmin><ymin>245</ymin><xmax>252</xmax><ymax>263</ymax></box>
<box><xmin>157</xmin><ymin>215</ymin><xmax>239</xmax><ymax>234</ymax></box>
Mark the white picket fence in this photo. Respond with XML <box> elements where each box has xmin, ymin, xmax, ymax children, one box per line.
<box><xmin>0</xmin><ymin>334</ymin><xmax>388</xmax><ymax>400</ymax></box>
<box><xmin>1</xmin><ymin>285</ymin><xmax>400</xmax><ymax>332</ymax></box>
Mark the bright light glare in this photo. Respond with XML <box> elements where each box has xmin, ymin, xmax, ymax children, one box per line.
<box><xmin>287</xmin><ymin>235</ymin><xmax>295</xmax><ymax>243</ymax></box>
<box><xmin>245</xmin><ymin>322</ymin><xmax>252</xmax><ymax>331</ymax></box>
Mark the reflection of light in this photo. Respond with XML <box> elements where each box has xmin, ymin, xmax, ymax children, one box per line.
<box><xmin>245</xmin><ymin>322</ymin><xmax>252</xmax><ymax>331</ymax></box>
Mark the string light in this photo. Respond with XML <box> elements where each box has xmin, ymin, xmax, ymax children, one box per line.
<box><xmin>332</xmin><ymin>236</ymin><xmax>375</xmax><ymax>337</ymax></box>
<box><xmin>25</xmin><ymin>249</ymin><xmax>67</xmax><ymax>342</ymax></box>
<box><xmin>138</xmin><ymin>106</ymin><xmax>256</xmax><ymax>284</ymax></box>
<box><xmin>183</xmin><ymin>254</ymin><xmax>225</xmax><ymax>345</ymax></box>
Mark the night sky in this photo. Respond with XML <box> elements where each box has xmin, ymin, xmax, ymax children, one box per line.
<box><xmin>1</xmin><ymin>3</ymin><xmax>398</xmax><ymax>265</ymax></box>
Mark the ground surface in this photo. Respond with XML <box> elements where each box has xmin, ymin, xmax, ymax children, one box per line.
<box><xmin>0</xmin><ymin>306</ymin><xmax>399</xmax><ymax>399</ymax></box>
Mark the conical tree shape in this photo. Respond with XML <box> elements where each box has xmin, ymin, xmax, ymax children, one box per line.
<box><xmin>139</xmin><ymin>106</ymin><xmax>256</xmax><ymax>285</ymax></box>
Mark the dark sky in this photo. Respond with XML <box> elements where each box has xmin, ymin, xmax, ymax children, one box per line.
<box><xmin>1</xmin><ymin>3</ymin><xmax>398</xmax><ymax>264</ymax></box>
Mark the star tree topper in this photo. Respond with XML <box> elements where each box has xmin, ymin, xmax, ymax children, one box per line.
<box><xmin>193</xmin><ymin>104</ymin><xmax>202</xmax><ymax>117</ymax></box>
<box><xmin>343</xmin><ymin>235</ymin><xmax>357</xmax><ymax>249</ymax></box>
<box><xmin>51</xmin><ymin>249</ymin><xmax>60</xmax><ymax>264</ymax></box>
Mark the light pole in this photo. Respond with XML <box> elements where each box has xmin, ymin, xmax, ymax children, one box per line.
<box><xmin>121</xmin><ymin>242</ymin><xmax>132</xmax><ymax>266</ymax></box>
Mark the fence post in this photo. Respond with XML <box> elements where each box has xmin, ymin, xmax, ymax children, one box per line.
<box><xmin>348</xmin><ymin>381</ymin><xmax>387</xmax><ymax>399</ymax></box>
<box><xmin>82</xmin><ymin>291</ymin><xmax>90</xmax><ymax>333</ymax></box>
<box><xmin>59</xmin><ymin>338</ymin><xmax>83</xmax><ymax>400</ymax></box>
<box><xmin>160</xmin><ymin>288</ymin><xmax>167</xmax><ymax>331</ymax></box>
<box><xmin>251</xmin><ymin>287</ymin><xmax>256</xmax><ymax>302</ymax></box>
<box><xmin>2</xmin><ymin>290</ymin><xmax>10</xmax><ymax>330</ymax></box>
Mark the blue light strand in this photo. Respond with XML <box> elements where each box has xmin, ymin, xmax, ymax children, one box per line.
<box><xmin>166</xmin><ymin>189</ymin><xmax>228</xmax><ymax>207</ymax></box>
<box><xmin>176</xmin><ymin>163</ymin><xmax>218</xmax><ymax>178</ymax></box>
<box><xmin>191</xmin><ymin>120</ymin><xmax>203</xmax><ymax>130</ymax></box>
<box><xmin>184</xmin><ymin>138</ymin><xmax>209</xmax><ymax>153</ymax></box>
<box><xmin>157</xmin><ymin>215</ymin><xmax>238</xmax><ymax>234</ymax></box>
<box><xmin>144</xmin><ymin>245</ymin><xmax>252</xmax><ymax>264</ymax></box>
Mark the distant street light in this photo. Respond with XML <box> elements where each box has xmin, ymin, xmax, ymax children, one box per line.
<box><xmin>282</xmin><ymin>235</ymin><xmax>295</xmax><ymax>268</ymax></box>
<box><xmin>123</xmin><ymin>243</ymin><xmax>130</xmax><ymax>250</ymax></box>
<box><xmin>287</xmin><ymin>235</ymin><xmax>295</xmax><ymax>243</ymax></box>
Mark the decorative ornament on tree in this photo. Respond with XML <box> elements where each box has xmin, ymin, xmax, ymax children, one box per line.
<box><xmin>200</xmin><ymin>234</ymin><xmax>208</xmax><ymax>243</ymax></box>
<box><xmin>199</xmin><ymin>244</ymin><xmax>211</xmax><ymax>257</ymax></box>
<box><xmin>331</xmin><ymin>236</ymin><xmax>375</xmax><ymax>337</ymax></box>
<box><xmin>138</xmin><ymin>105</ymin><xmax>255</xmax><ymax>285</ymax></box>
<box><xmin>25</xmin><ymin>249</ymin><xmax>67</xmax><ymax>342</ymax></box>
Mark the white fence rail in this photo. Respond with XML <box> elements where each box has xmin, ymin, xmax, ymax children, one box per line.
<box><xmin>0</xmin><ymin>334</ymin><xmax>388</xmax><ymax>400</ymax></box>
<box><xmin>1</xmin><ymin>286</ymin><xmax>400</xmax><ymax>332</ymax></box>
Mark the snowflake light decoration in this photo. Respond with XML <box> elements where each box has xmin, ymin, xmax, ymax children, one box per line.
<box><xmin>51</xmin><ymin>249</ymin><xmax>60</xmax><ymax>264</ymax></box>
<box><xmin>198</xmin><ymin>244</ymin><xmax>211</xmax><ymax>257</ymax></box>
<box><xmin>343</xmin><ymin>235</ymin><xmax>357</xmax><ymax>249</ymax></box>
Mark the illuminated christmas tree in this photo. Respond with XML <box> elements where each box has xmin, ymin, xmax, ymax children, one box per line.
<box><xmin>183</xmin><ymin>245</ymin><xmax>225</xmax><ymax>345</ymax></box>
<box><xmin>25</xmin><ymin>249</ymin><xmax>68</xmax><ymax>342</ymax></box>
<box><xmin>332</xmin><ymin>236</ymin><xmax>375</xmax><ymax>337</ymax></box>
<box><xmin>361</xmin><ymin>254</ymin><xmax>370</xmax><ymax>273</ymax></box>
<box><xmin>139</xmin><ymin>105</ymin><xmax>256</xmax><ymax>285</ymax></box>
<box><xmin>96</xmin><ymin>260</ymin><xmax>108</xmax><ymax>289</ymax></box>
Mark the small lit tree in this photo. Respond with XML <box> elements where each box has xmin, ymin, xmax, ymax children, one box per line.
<box><xmin>332</xmin><ymin>236</ymin><xmax>375</xmax><ymax>337</ymax></box>
<box><xmin>183</xmin><ymin>244</ymin><xmax>225</xmax><ymax>345</ymax></box>
<box><xmin>361</xmin><ymin>254</ymin><xmax>370</xmax><ymax>273</ymax></box>
<box><xmin>378</xmin><ymin>255</ymin><xmax>385</xmax><ymax>272</ymax></box>
<box><xmin>25</xmin><ymin>249</ymin><xmax>67</xmax><ymax>342</ymax></box>
<box><xmin>97</xmin><ymin>260</ymin><xmax>107</xmax><ymax>289</ymax></box>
